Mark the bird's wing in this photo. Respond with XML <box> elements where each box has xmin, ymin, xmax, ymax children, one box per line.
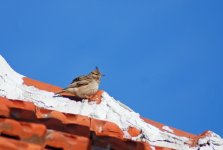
<box><xmin>67</xmin><ymin>75</ymin><xmax>91</xmax><ymax>88</ymax></box>
<box><xmin>71</xmin><ymin>75</ymin><xmax>87</xmax><ymax>83</ymax></box>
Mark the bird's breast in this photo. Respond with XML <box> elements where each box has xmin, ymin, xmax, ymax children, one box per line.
<box><xmin>75</xmin><ymin>80</ymin><xmax>99</xmax><ymax>97</ymax></box>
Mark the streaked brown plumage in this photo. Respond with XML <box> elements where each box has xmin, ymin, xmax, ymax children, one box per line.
<box><xmin>55</xmin><ymin>67</ymin><xmax>103</xmax><ymax>98</ymax></box>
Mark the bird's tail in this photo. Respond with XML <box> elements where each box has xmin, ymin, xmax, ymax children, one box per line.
<box><xmin>55</xmin><ymin>89</ymin><xmax>65</xmax><ymax>95</ymax></box>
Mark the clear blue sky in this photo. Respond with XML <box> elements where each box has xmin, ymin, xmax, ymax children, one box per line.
<box><xmin>1</xmin><ymin>1</ymin><xmax>223</xmax><ymax>136</ymax></box>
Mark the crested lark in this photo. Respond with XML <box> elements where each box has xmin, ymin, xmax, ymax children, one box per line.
<box><xmin>55</xmin><ymin>67</ymin><xmax>103</xmax><ymax>99</ymax></box>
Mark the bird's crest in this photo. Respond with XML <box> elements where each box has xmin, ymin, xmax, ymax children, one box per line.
<box><xmin>90</xmin><ymin>66</ymin><xmax>104</xmax><ymax>78</ymax></box>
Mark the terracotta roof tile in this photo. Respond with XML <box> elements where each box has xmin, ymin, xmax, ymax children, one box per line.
<box><xmin>0</xmin><ymin>101</ymin><xmax>153</xmax><ymax>150</ymax></box>
<box><xmin>0</xmin><ymin>118</ymin><xmax>46</xmax><ymax>140</ymax></box>
<box><xmin>44</xmin><ymin>131</ymin><xmax>90</xmax><ymax>150</ymax></box>
<box><xmin>0</xmin><ymin>104</ymin><xmax>10</xmax><ymax>117</ymax></box>
<box><xmin>0</xmin><ymin>117</ymin><xmax>90</xmax><ymax>149</ymax></box>
<box><xmin>0</xmin><ymin>97</ymin><xmax>36</xmax><ymax>112</ymax></box>
<box><xmin>127</xmin><ymin>126</ymin><xmax>142</xmax><ymax>137</ymax></box>
<box><xmin>0</xmin><ymin>137</ymin><xmax>42</xmax><ymax>150</ymax></box>
<box><xmin>90</xmin><ymin>118</ymin><xmax>124</xmax><ymax>139</ymax></box>
<box><xmin>36</xmin><ymin>107</ymin><xmax>85</xmax><ymax>125</ymax></box>
<box><xmin>0</xmin><ymin>97</ymin><xmax>154</xmax><ymax>150</ymax></box>
<box><xmin>23</xmin><ymin>77</ymin><xmax>61</xmax><ymax>93</ymax></box>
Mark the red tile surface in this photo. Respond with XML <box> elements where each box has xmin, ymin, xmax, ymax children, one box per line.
<box><xmin>0</xmin><ymin>137</ymin><xmax>42</xmax><ymax>150</ymax></box>
<box><xmin>0</xmin><ymin>104</ymin><xmax>10</xmax><ymax>117</ymax></box>
<box><xmin>44</xmin><ymin>131</ymin><xmax>90</xmax><ymax>150</ymax></box>
<box><xmin>23</xmin><ymin>77</ymin><xmax>61</xmax><ymax>93</ymax></box>
<box><xmin>0</xmin><ymin>118</ymin><xmax>46</xmax><ymax>139</ymax></box>
<box><xmin>128</xmin><ymin>126</ymin><xmax>142</xmax><ymax>137</ymax></box>
<box><xmin>90</xmin><ymin>118</ymin><xmax>124</xmax><ymax>139</ymax></box>
<box><xmin>0</xmin><ymin>96</ymin><xmax>152</xmax><ymax>149</ymax></box>
<box><xmin>0</xmin><ymin>117</ymin><xmax>90</xmax><ymax>149</ymax></box>
<box><xmin>0</xmin><ymin>97</ymin><xmax>36</xmax><ymax>112</ymax></box>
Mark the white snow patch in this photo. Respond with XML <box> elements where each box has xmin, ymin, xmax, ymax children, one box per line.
<box><xmin>0</xmin><ymin>55</ymin><xmax>222</xmax><ymax>150</ymax></box>
<box><xmin>162</xmin><ymin>126</ymin><xmax>174</xmax><ymax>133</ymax></box>
<box><xmin>0</xmin><ymin>55</ymin><xmax>24</xmax><ymax>83</ymax></box>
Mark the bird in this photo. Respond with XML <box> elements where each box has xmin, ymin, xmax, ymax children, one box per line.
<box><xmin>55</xmin><ymin>67</ymin><xmax>103</xmax><ymax>99</ymax></box>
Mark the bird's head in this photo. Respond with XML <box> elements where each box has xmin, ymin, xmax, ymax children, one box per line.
<box><xmin>90</xmin><ymin>66</ymin><xmax>104</xmax><ymax>80</ymax></box>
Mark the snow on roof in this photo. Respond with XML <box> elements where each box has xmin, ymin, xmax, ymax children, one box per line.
<box><xmin>162</xmin><ymin>126</ymin><xmax>174</xmax><ymax>133</ymax></box>
<box><xmin>0</xmin><ymin>55</ymin><xmax>222</xmax><ymax>150</ymax></box>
